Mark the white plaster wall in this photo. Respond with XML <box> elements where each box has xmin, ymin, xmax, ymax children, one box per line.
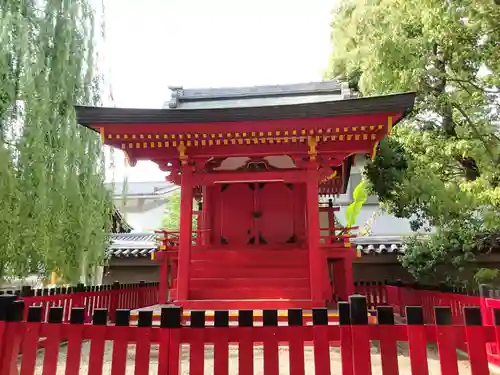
<box><xmin>319</xmin><ymin>206</ymin><xmax>414</xmax><ymax>237</ymax></box>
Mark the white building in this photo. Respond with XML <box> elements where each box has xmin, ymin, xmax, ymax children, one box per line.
<box><xmin>105</xmin><ymin>181</ymin><xmax>179</xmax><ymax>233</ymax></box>
<box><xmin>329</xmin><ymin>154</ymin><xmax>415</xmax><ymax>236</ymax></box>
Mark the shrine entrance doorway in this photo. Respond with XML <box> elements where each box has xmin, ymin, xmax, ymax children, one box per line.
<box><xmin>217</xmin><ymin>182</ymin><xmax>301</xmax><ymax>247</ymax></box>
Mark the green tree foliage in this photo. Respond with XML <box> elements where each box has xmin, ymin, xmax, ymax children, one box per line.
<box><xmin>345</xmin><ymin>179</ymin><xmax>368</xmax><ymax>228</ymax></box>
<box><xmin>0</xmin><ymin>1</ymin><xmax>112</xmax><ymax>283</ymax></box>
<box><xmin>327</xmin><ymin>0</ymin><xmax>500</xmax><ymax>284</ymax></box>
<box><xmin>162</xmin><ymin>191</ymin><xmax>181</xmax><ymax>230</ymax></box>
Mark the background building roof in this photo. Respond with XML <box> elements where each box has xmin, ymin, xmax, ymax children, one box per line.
<box><xmin>105</xmin><ymin>181</ymin><xmax>178</xmax><ymax>198</ymax></box>
<box><xmin>164</xmin><ymin>80</ymin><xmax>352</xmax><ymax>109</ymax></box>
<box><xmin>107</xmin><ymin>232</ymin><xmax>159</xmax><ymax>258</ymax></box>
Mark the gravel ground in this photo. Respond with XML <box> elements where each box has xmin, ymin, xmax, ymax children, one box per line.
<box><xmin>21</xmin><ymin>341</ymin><xmax>476</xmax><ymax>375</ymax></box>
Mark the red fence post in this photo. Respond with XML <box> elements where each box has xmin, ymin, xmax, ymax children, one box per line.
<box><xmin>0</xmin><ymin>298</ymin><xmax>24</xmax><ymax>375</ymax></box>
<box><xmin>406</xmin><ymin>306</ymin><xmax>429</xmax><ymax>375</ymax></box>
<box><xmin>338</xmin><ymin>302</ymin><xmax>353</xmax><ymax>375</ymax></box>
<box><xmin>376</xmin><ymin>306</ymin><xmax>399</xmax><ymax>375</ymax></box>
<box><xmin>434</xmin><ymin>307</ymin><xmax>460</xmax><ymax>375</ymax></box>
<box><xmin>0</xmin><ymin>295</ymin><xmax>17</xmax><ymax>375</ymax></box>
<box><xmin>349</xmin><ymin>295</ymin><xmax>372</xmax><ymax>375</ymax></box>
<box><xmin>109</xmin><ymin>281</ymin><xmax>120</xmax><ymax>322</ymax></box>
<box><xmin>464</xmin><ymin>307</ymin><xmax>490</xmax><ymax>375</ymax></box>
<box><xmin>139</xmin><ymin>280</ymin><xmax>145</xmax><ymax>307</ymax></box>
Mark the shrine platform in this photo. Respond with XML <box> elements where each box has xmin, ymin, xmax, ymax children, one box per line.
<box><xmin>130</xmin><ymin>304</ymin><xmax>377</xmax><ymax>325</ymax></box>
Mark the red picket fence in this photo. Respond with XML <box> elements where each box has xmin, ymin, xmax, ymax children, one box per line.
<box><xmin>353</xmin><ymin>281</ymin><xmax>387</xmax><ymax>310</ymax></box>
<box><xmin>357</xmin><ymin>280</ymin><xmax>500</xmax><ymax>368</ymax></box>
<box><xmin>13</xmin><ymin>281</ymin><xmax>159</xmax><ymax>323</ymax></box>
<box><xmin>0</xmin><ymin>294</ymin><xmax>498</xmax><ymax>375</ymax></box>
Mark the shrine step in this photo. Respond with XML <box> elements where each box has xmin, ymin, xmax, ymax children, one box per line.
<box><xmin>189</xmin><ymin>287</ymin><xmax>310</xmax><ymax>300</ymax></box>
<box><xmin>190</xmin><ymin>249</ymin><xmax>307</xmax><ymax>264</ymax></box>
<box><xmin>173</xmin><ymin>299</ymin><xmax>325</xmax><ymax>310</ymax></box>
<box><xmin>190</xmin><ymin>267</ymin><xmax>309</xmax><ymax>278</ymax></box>
<box><xmin>173</xmin><ymin>278</ymin><xmax>310</xmax><ymax>289</ymax></box>
<box><xmin>191</xmin><ymin>250</ymin><xmax>309</xmax><ymax>267</ymax></box>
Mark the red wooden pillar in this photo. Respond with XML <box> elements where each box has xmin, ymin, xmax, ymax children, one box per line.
<box><xmin>306</xmin><ymin>165</ymin><xmax>323</xmax><ymax>301</ymax></box>
<box><xmin>176</xmin><ymin>168</ymin><xmax>194</xmax><ymax>301</ymax></box>
<box><xmin>159</xmin><ymin>253</ymin><xmax>169</xmax><ymax>304</ymax></box>
<box><xmin>327</xmin><ymin>207</ymin><xmax>334</xmax><ymax>245</ymax></box>
<box><xmin>333</xmin><ymin>258</ymin><xmax>355</xmax><ymax>300</ymax></box>
<box><xmin>202</xmin><ymin>185</ymin><xmax>209</xmax><ymax>246</ymax></box>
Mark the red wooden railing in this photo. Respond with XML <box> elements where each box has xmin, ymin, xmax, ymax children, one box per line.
<box><xmin>156</xmin><ymin>229</ymin><xmax>212</xmax><ymax>249</ymax></box>
<box><xmin>320</xmin><ymin>226</ymin><xmax>359</xmax><ymax>245</ymax></box>
<box><xmin>6</xmin><ymin>281</ymin><xmax>159</xmax><ymax>323</ymax></box>
<box><xmin>358</xmin><ymin>280</ymin><xmax>500</xmax><ymax>367</ymax></box>
<box><xmin>0</xmin><ymin>294</ymin><xmax>497</xmax><ymax>375</ymax></box>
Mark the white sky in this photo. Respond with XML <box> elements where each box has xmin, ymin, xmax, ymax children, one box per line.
<box><xmin>103</xmin><ymin>0</ymin><xmax>334</xmax><ymax>182</ymax></box>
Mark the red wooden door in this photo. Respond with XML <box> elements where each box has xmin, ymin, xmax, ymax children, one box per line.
<box><xmin>257</xmin><ymin>182</ymin><xmax>295</xmax><ymax>245</ymax></box>
<box><xmin>219</xmin><ymin>183</ymin><xmax>255</xmax><ymax>246</ymax></box>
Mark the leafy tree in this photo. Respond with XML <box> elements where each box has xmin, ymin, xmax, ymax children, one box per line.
<box><xmin>327</xmin><ymin>0</ymin><xmax>500</xmax><ymax>284</ymax></box>
<box><xmin>163</xmin><ymin>191</ymin><xmax>181</xmax><ymax>230</ymax></box>
<box><xmin>162</xmin><ymin>191</ymin><xmax>198</xmax><ymax>239</ymax></box>
<box><xmin>0</xmin><ymin>1</ymin><xmax>113</xmax><ymax>283</ymax></box>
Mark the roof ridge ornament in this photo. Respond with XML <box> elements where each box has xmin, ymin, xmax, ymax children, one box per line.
<box><xmin>168</xmin><ymin>86</ymin><xmax>184</xmax><ymax>108</ymax></box>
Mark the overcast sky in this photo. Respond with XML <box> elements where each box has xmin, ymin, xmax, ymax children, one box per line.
<box><xmin>103</xmin><ymin>0</ymin><xmax>335</xmax><ymax>182</ymax></box>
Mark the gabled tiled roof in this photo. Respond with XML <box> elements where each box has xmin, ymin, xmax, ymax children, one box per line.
<box><xmin>165</xmin><ymin>81</ymin><xmax>350</xmax><ymax>109</ymax></box>
<box><xmin>352</xmin><ymin>236</ymin><xmax>406</xmax><ymax>255</ymax></box>
<box><xmin>108</xmin><ymin>232</ymin><xmax>159</xmax><ymax>258</ymax></box>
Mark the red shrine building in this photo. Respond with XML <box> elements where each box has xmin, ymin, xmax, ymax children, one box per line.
<box><xmin>76</xmin><ymin>81</ymin><xmax>415</xmax><ymax>310</ymax></box>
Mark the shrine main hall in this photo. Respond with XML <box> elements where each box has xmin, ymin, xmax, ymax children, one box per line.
<box><xmin>76</xmin><ymin>81</ymin><xmax>415</xmax><ymax>310</ymax></box>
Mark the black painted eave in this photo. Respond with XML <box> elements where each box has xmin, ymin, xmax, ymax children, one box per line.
<box><xmin>75</xmin><ymin>92</ymin><xmax>416</xmax><ymax>128</ymax></box>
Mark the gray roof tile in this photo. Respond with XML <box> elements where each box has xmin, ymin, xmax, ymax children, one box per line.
<box><xmin>108</xmin><ymin>232</ymin><xmax>159</xmax><ymax>258</ymax></box>
<box><xmin>76</xmin><ymin>92</ymin><xmax>416</xmax><ymax>126</ymax></box>
<box><xmin>352</xmin><ymin>236</ymin><xmax>406</xmax><ymax>255</ymax></box>
<box><xmin>165</xmin><ymin>81</ymin><xmax>348</xmax><ymax>109</ymax></box>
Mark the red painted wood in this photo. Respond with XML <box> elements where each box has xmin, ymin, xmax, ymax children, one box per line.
<box><xmin>177</xmin><ymin>169</ymin><xmax>194</xmax><ymax>300</ymax></box>
<box><xmin>258</xmin><ymin>183</ymin><xmax>294</xmax><ymax>245</ymax></box>
<box><xmin>406</xmin><ymin>324</ymin><xmax>429</xmax><ymax>375</ymax></box>
<box><xmin>378</xmin><ymin>325</ymin><xmax>399</xmax><ymax>375</ymax></box>
<box><xmin>134</xmin><ymin>327</ymin><xmax>152</xmax><ymax>375</ymax></box>
<box><xmin>179</xmin><ymin>278</ymin><xmax>310</xmax><ymax>289</ymax></box>
<box><xmin>0</xmin><ymin>321</ymin><xmax>23</xmax><ymax>375</ymax></box>
<box><xmin>96</xmin><ymin>111</ymin><xmax>403</xmax><ymax>139</ymax></box>
<box><xmin>189</xmin><ymin>329</ymin><xmax>205</xmax><ymax>375</ymax></box>
<box><xmin>339</xmin><ymin>325</ymin><xmax>353</xmax><ymax>375</ymax></box>
<box><xmin>41</xmin><ymin>321</ymin><xmax>62</xmax><ymax>375</ymax></box>
<box><xmin>110</xmin><ymin>327</ymin><xmax>128</xmax><ymax>375</ymax></box>
<box><xmin>175</xmin><ymin>299</ymin><xmax>325</xmax><ymax>310</ymax></box>
<box><xmin>213</xmin><ymin>328</ymin><xmax>229</xmax><ymax>375</ymax></box>
<box><xmin>312</xmin><ymin>325</ymin><xmax>331</xmax><ymax>375</ymax></box>
<box><xmin>350</xmin><ymin>325</ymin><xmax>372</xmax><ymax>375</ymax></box>
<box><xmin>189</xmin><ymin>288</ymin><xmax>310</xmax><ymax>300</ymax></box>
<box><xmin>435</xmin><ymin>325</ymin><xmax>459</xmax><ymax>375</ymax></box>
<box><xmin>238</xmin><ymin>328</ymin><xmax>254</xmax><ymax>375</ymax></box>
<box><xmin>19</xmin><ymin>323</ymin><xmax>41</xmax><ymax>375</ymax></box>
<box><xmin>157</xmin><ymin>328</ymin><xmax>170</xmax><ymax>375</ymax></box>
<box><xmin>465</xmin><ymin>325</ymin><xmax>490</xmax><ymax>375</ymax></box>
<box><xmin>159</xmin><ymin>257</ymin><xmax>168</xmax><ymax>304</ymax></box>
<box><xmin>306</xmin><ymin>166</ymin><xmax>322</xmax><ymax>301</ymax></box>
<box><xmin>64</xmin><ymin>324</ymin><xmax>84</xmax><ymax>375</ymax></box>
<box><xmin>220</xmin><ymin>183</ymin><xmax>255</xmax><ymax>246</ymax></box>
<box><xmin>88</xmin><ymin>325</ymin><xmax>107</xmax><ymax>375</ymax></box>
<box><xmin>287</xmin><ymin>326</ymin><xmax>305</xmax><ymax>375</ymax></box>
<box><xmin>168</xmin><ymin>329</ymin><xmax>181</xmax><ymax>375</ymax></box>
<box><xmin>293</xmin><ymin>184</ymin><xmax>306</xmax><ymax>243</ymax></box>
<box><xmin>263</xmin><ymin>327</ymin><xmax>280</xmax><ymax>375</ymax></box>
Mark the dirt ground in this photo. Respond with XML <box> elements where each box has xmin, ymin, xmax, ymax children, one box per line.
<box><xmin>21</xmin><ymin>341</ymin><xmax>478</xmax><ymax>375</ymax></box>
